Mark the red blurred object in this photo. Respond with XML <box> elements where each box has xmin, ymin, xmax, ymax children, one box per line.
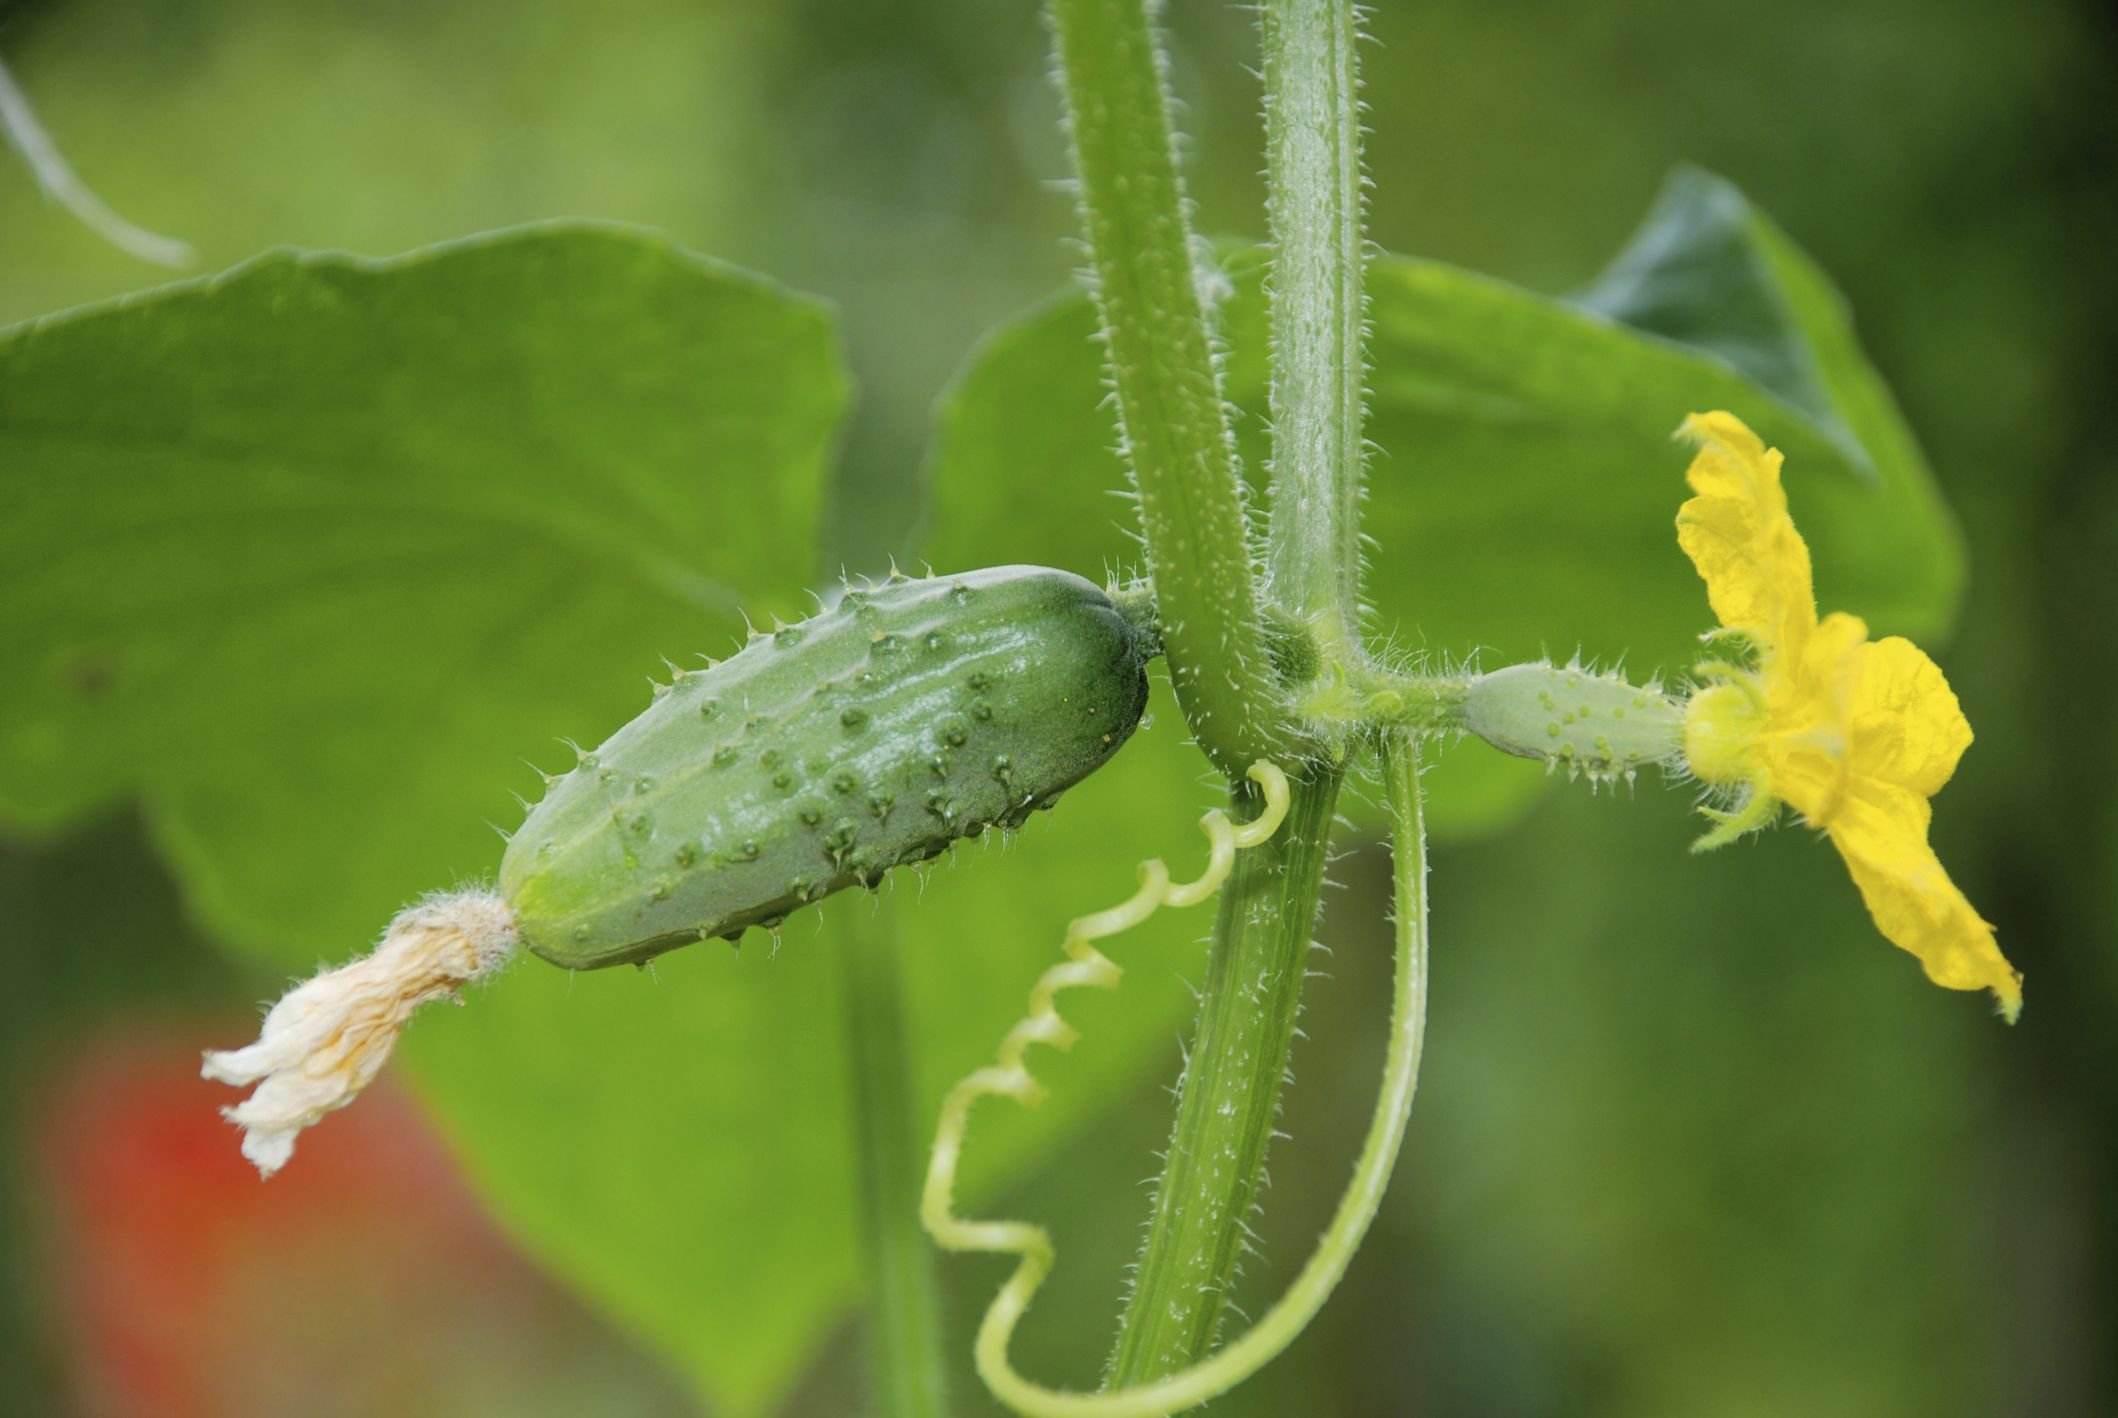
<box><xmin>28</xmin><ymin>1024</ymin><xmax>684</xmax><ymax>1418</ymax></box>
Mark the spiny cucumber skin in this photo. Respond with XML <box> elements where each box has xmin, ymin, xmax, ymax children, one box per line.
<box><xmin>499</xmin><ymin>566</ymin><xmax>1152</xmax><ymax>969</ymax></box>
<box><xmin>1464</xmin><ymin>662</ymin><xmax>1681</xmax><ymax>785</ymax></box>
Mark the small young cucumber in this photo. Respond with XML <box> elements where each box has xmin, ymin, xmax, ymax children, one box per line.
<box><xmin>500</xmin><ymin>565</ymin><xmax>1153</xmax><ymax>968</ymax></box>
<box><xmin>1463</xmin><ymin>662</ymin><xmax>1680</xmax><ymax>784</ymax></box>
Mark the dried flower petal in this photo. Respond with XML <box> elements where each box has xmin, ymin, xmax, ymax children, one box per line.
<box><xmin>203</xmin><ymin>890</ymin><xmax>518</xmax><ymax>1176</ymax></box>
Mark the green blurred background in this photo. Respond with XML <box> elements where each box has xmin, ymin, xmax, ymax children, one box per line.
<box><xmin>2</xmin><ymin>0</ymin><xmax>2112</xmax><ymax>1414</ymax></box>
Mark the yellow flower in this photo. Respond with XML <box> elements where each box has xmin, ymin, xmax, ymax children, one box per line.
<box><xmin>1674</xmin><ymin>411</ymin><xmax>2022</xmax><ymax>1022</ymax></box>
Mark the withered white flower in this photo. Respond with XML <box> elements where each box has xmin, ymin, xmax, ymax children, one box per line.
<box><xmin>202</xmin><ymin>889</ymin><xmax>518</xmax><ymax>1177</ymax></box>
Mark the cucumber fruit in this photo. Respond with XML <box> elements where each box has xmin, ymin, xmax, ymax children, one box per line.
<box><xmin>500</xmin><ymin>565</ymin><xmax>1153</xmax><ymax>967</ymax></box>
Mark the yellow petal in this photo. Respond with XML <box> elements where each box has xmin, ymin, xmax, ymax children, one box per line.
<box><xmin>1825</xmin><ymin>777</ymin><xmax>2022</xmax><ymax>1022</ymax></box>
<box><xmin>1847</xmin><ymin>635</ymin><xmax>1973</xmax><ymax>797</ymax></box>
<box><xmin>1675</xmin><ymin>412</ymin><xmax>1817</xmax><ymax>661</ymax></box>
<box><xmin>1767</xmin><ymin>611</ymin><xmax>1868</xmax><ymax>826</ymax></box>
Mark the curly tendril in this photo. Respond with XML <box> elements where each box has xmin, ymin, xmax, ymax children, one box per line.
<box><xmin>922</xmin><ymin>744</ymin><xmax>1430</xmax><ymax>1418</ymax></box>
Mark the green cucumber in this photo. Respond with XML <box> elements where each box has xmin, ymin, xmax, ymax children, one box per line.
<box><xmin>500</xmin><ymin>565</ymin><xmax>1153</xmax><ymax>968</ymax></box>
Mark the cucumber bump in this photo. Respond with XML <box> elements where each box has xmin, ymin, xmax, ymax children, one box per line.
<box><xmin>500</xmin><ymin>565</ymin><xmax>1154</xmax><ymax>968</ymax></box>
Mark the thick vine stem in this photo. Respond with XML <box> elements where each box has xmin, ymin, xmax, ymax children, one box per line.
<box><xmin>1106</xmin><ymin>0</ymin><xmax>1373</xmax><ymax>1375</ymax></box>
<box><xmin>922</xmin><ymin>744</ymin><xmax>1430</xmax><ymax>1418</ymax></box>
<box><xmin>1047</xmin><ymin>0</ymin><xmax>1282</xmax><ymax>776</ymax></box>
<box><xmin>1105</xmin><ymin>763</ymin><xmax>1343</xmax><ymax>1381</ymax></box>
<box><xmin>837</xmin><ymin>913</ymin><xmax>950</xmax><ymax>1418</ymax></box>
<box><xmin>1260</xmin><ymin>0</ymin><xmax>1369</xmax><ymax>639</ymax></box>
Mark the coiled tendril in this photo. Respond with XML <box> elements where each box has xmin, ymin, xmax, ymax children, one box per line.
<box><xmin>921</xmin><ymin>738</ymin><xmax>1431</xmax><ymax>1418</ymax></box>
<box><xmin>921</xmin><ymin>762</ymin><xmax>1291</xmax><ymax>1415</ymax></box>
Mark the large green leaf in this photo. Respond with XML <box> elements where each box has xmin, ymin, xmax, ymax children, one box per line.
<box><xmin>0</xmin><ymin>225</ymin><xmax>863</xmax><ymax>1413</ymax></box>
<box><xmin>925</xmin><ymin>169</ymin><xmax>1964</xmax><ymax>830</ymax></box>
<box><xmin>0</xmin><ymin>223</ymin><xmax>836</xmax><ymax>898</ymax></box>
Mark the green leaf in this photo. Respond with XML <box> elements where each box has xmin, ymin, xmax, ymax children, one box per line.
<box><xmin>925</xmin><ymin>169</ymin><xmax>1963</xmax><ymax>829</ymax></box>
<box><xmin>0</xmin><ymin>223</ymin><xmax>861</xmax><ymax>1413</ymax></box>
<box><xmin>0</xmin><ymin>222</ymin><xmax>838</xmax><ymax>883</ymax></box>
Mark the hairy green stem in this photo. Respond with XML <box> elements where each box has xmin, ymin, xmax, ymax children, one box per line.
<box><xmin>1047</xmin><ymin>0</ymin><xmax>1280</xmax><ymax>775</ymax></box>
<box><xmin>1297</xmin><ymin>668</ymin><xmax>1469</xmax><ymax>736</ymax></box>
<box><xmin>1106</xmin><ymin>766</ymin><xmax>1344</xmax><ymax>1382</ymax></box>
<box><xmin>1102</xmin><ymin>0</ymin><xmax>1375</xmax><ymax>1387</ymax></box>
<box><xmin>837</xmin><ymin>912</ymin><xmax>950</xmax><ymax>1418</ymax></box>
<box><xmin>1261</xmin><ymin>0</ymin><xmax>1368</xmax><ymax>639</ymax></box>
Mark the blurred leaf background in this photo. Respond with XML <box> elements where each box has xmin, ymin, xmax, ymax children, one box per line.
<box><xmin>2</xmin><ymin>0</ymin><xmax>2112</xmax><ymax>1414</ymax></box>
